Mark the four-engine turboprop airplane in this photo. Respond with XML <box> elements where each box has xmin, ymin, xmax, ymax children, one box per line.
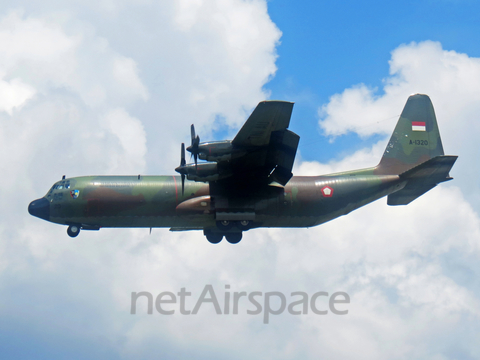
<box><xmin>28</xmin><ymin>94</ymin><xmax>457</xmax><ymax>244</ymax></box>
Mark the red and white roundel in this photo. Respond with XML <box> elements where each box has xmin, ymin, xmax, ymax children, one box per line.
<box><xmin>321</xmin><ymin>186</ymin><xmax>333</xmax><ymax>197</ymax></box>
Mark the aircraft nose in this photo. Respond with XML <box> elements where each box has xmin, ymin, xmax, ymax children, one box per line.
<box><xmin>28</xmin><ymin>197</ymin><xmax>50</xmax><ymax>221</ymax></box>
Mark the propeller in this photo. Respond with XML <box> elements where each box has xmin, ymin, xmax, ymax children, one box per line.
<box><xmin>187</xmin><ymin>124</ymin><xmax>200</xmax><ymax>167</ymax></box>
<box><xmin>175</xmin><ymin>142</ymin><xmax>186</xmax><ymax>195</ymax></box>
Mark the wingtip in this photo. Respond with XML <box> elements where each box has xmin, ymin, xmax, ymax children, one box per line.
<box><xmin>259</xmin><ymin>100</ymin><xmax>295</xmax><ymax>105</ymax></box>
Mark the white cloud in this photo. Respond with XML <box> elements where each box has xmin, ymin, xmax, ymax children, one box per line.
<box><xmin>319</xmin><ymin>41</ymin><xmax>480</xmax><ymax>139</ymax></box>
<box><xmin>294</xmin><ymin>140</ymin><xmax>386</xmax><ymax>176</ymax></box>
<box><xmin>112</xmin><ymin>56</ymin><xmax>149</xmax><ymax>102</ymax></box>
<box><xmin>100</xmin><ymin>108</ymin><xmax>147</xmax><ymax>172</ymax></box>
<box><xmin>0</xmin><ymin>76</ymin><xmax>36</xmax><ymax>114</ymax></box>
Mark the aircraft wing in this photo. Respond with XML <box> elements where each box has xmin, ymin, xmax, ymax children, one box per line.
<box><xmin>175</xmin><ymin>100</ymin><xmax>299</xmax><ymax>224</ymax></box>
<box><xmin>176</xmin><ymin>100</ymin><xmax>300</xmax><ymax>193</ymax></box>
<box><xmin>232</xmin><ymin>101</ymin><xmax>295</xmax><ymax>147</ymax></box>
<box><xmin>219</xmin><ymin>100</ymin><xmax>299</xmax><ymax>187</ymax></box>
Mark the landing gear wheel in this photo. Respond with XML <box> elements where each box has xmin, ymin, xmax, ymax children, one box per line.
<box><xmin>225</xmin><ymin>233</ymin><xmax>242</xmax><ymax>244</ymax></box>
<box><xmin>206</xmin><ymin>233</ymin><xmax>223</xmax><ymax>244</ymax></box>
<box><xmin>236</xmin><ymin>220</ymin><xmax>251</xmax><ymax>231</ymax></box>
<box><xmin>217</xmin><ymin>220</ymin><xmax>233</xmax><ymax>231</ymax></box>
<box><xmin>67</xmin><ymin>225</ymin><xmax>80</xmax><ymax>238</ymax></box>
<box><xmin>204</xmin><ymin>231</ymin><xmax>223</xmax><ymax>244</ymax></box>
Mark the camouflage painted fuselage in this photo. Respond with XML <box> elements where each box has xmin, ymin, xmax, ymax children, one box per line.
<box><xmin>28</xmin><ymin>94</ymin><xmax>457</xmax><ymax>242</ymax></box>
<box><xmin>42</xmin><ymin>169</ymin><xmax>404</xmax><ymax>230</ymax></box>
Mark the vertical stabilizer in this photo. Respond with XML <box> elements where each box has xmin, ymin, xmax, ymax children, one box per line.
<box><xmin>377</xmin><ymin>94</ymin><xmax>444</xmax><ymax>175</ymax></box>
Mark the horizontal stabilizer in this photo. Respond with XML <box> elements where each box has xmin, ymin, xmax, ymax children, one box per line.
<box><xmin>388</xmin><ymin>155</ymin><xmax>457</xmax><ymax>205</ymax></box>
<box><xmin>387</xmin><ymin>184</ymin><xmax>437</xmax><ymax>205</ymax></box>
<box><xmin>398</xmin><ymin>155</ymin><xmax>457</xmax><ymax>184</ymax></box>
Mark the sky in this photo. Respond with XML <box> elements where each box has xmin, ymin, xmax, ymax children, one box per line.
<box><xmin>1</xmin><ymin>0</ymin><xmax>480</xmax><ymax>359</ymax></box>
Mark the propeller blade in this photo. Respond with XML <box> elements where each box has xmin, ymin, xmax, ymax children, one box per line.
<box><xmin>190</xmin><ymin>125</ymin><xmax>200</xmax><ymax>149</ymax></box>
<box><xmin>191</xmin><ymin>124</ymin><xmax>196</xmax><ymax>144</ymax></box>
<box><xmin>175</xmin><ymin>143</ymin><xmax>186</xmax><ymax>195</ymax></box>
<box><xmin>181</xmin><ymin>142</ymin><xmax>186</xmax><ymax>167</ymax></box>
<box><xmin>187</xmin><ymin>124</ymin><xmax>200</xmax><ymax>167</ymax></box>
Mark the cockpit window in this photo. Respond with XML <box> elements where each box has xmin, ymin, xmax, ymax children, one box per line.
<box><xmin>50</xmin><ymin>182</ymin><xmax>71</xmax><ymax>193</ymax></box>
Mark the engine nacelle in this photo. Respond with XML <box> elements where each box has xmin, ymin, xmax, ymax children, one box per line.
<box><xmin>195</xmin><ymin>141</ymin><xmax>242</xmax><ymax>162</ymax></box>
<box><xmin>198</xmin><ymin>153</ymin><xmax>232</xmax><ymax>162</ymax></box>
<box><xmin>177</xmin><ymin>162</ymin><xmax>231</xmax><ymax>182</ymax></box>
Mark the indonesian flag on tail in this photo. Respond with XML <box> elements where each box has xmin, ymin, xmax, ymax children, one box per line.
<box><xmin>412</xmin><ymin>121</ymin><xmax>426</xmax><ymax>131</ymax></box>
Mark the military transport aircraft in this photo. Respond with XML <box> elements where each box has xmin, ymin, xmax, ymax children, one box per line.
<box><xmin>29</xmin><ymin>94</ymin><xmax>457</xmax><ymax>244</ymax></box>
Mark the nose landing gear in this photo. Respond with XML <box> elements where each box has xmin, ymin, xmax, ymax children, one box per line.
<box><xmin>67</xmin><ymin>224</ymin><xmax>80</xmax><ymax>238</ymax></box>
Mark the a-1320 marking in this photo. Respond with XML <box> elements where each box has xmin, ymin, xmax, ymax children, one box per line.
<box><xmin>410</xmin><ymin>139</ymin><xmax>429</xmax><ymax>146</ymax></box>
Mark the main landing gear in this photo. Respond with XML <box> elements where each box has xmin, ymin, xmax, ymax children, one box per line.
<box><xmin>204</xmin><ymin>220</ymin><xmax>252</xmax><ymax>244</ymax></box>
<box><xmin>216</xmin><ymin>220</ymin><xmax>252</xmax><ymax>231</ymax></box>
<box><xmin>205</xmin><ymin>231</ymin><xmax>243</xmax><ymax>244</ymax></box>
<box><xmin>205</xmin><ymin>232</ymin><xmax>223</xmax><ymax>244</ymax></box>
<box><xmin>225</xmin><ymin>233</ymin><xmax>242</xmax><ymax>244</ymax></box>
